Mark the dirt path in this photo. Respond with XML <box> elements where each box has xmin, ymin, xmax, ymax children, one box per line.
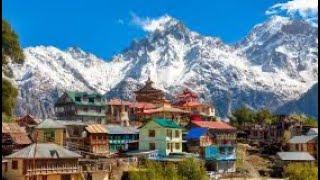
<box><xmin>244</xmin><ymin>155</ymin><xmax>260</xmax><ymax>178</ymax></box>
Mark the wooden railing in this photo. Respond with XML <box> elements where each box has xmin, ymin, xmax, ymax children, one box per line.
<box><xmin>26</xmin><ymin>165</ymin><xmax>79</xmax><ymax>176</ymax></box>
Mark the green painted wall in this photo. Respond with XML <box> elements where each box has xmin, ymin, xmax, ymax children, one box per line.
<box><xmin>139</xmin><ymin>120</ymin><xmax>182</xmax><ymax>156</ymax></box>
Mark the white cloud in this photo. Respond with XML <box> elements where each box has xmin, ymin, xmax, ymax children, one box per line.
<box><xmin>130</xmin><ymin>12</ymin><xmax>175</xmax><ymax>32</ymax></box>
<box><xmin>266</xmin><ymin>0</ymin><xmax>318</xmax><ymax>18</ymax></box>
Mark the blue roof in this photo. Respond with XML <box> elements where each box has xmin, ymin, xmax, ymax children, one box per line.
<box><xmin>186</xmin><ymin>127</ymin><xmax>208</xmax><ymax>140</ymax></box>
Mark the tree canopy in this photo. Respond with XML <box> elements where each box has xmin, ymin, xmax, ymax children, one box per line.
<box><xmin>2</xmin><ymin>19</ymin><xmax>25</xmax><ymax>64</ymax></box>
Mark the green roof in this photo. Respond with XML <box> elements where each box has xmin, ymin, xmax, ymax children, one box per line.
<box><xmin>153</xmin><ymin>118</ymin><xmax>181</xmax><ymax>129</ymax></box>
<box><xmin>65</xmin><ymin>91</ymin><xmax>105</xmax><ymax>106</ymax></box>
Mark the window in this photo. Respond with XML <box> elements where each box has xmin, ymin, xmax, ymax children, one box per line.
<box><xmin>175</xmin><ymin>130</ymin><xmax>180</xmax><ymax>138</ymax></box>
<box><xmin>167</xmin><ymin>129</ymin><xmax>172</xmax><ymax>138</ymax></box>
<box><xmin>149</xmin><ymin>130</ymin><xmax>155</xmax><ymax>137</ymax></box>
<box><xmin>296</xmin><ymin>144</ymin><xmax>300</xmax><ymax>151</ymax></box>
<box><xmin>83</xmin><ymin>107</ymin><xmax>88</xmax><ymax>112</ymax></box>
<box><xmin>149</xmin><ymin>143</ymin><xmax>156</xmax><ymax>150</ymax></box>
<box><xmin>4</xmin><ymin>162</ymin><xmax>7</xmax><ymax>172</ymax></box>
<box><xmin>12</xmin><ymin>160</ymin><xmax>18</xmax><ymax>169</ymax></box>
<box><xmin>75</xmin><ymin>97</ymin><xmax>81</xmax><ymax>102</ymax></box>
<box><xmin>89</xmin><ymin>97</ymin><xmax>94</xmax><ymax>103</ymax></box>
<box><xmin>175</xmin><ymin>143</ymin><xmax>180</xmax><ymax>150</ymax></box>
<box><xmin>44</xmin><ymin>129</ymin><xmax>55</xmax><ymax>142</ymax></box>
<box><xmin>167</xmin><ymin>143</ymin><xmax>170</xmax><ymax>150</ymax></box>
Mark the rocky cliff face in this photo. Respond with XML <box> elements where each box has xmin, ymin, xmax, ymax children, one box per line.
<box><xmin>9</xmin><ymin>15</ymin><xmax>318</xmax><ymax>118</ymax></box>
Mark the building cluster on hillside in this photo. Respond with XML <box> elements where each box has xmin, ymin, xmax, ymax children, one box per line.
<box><xmin>2</xmin><ymin>77</ymin><xmax>317</xmax><ymax>180</ymax></box>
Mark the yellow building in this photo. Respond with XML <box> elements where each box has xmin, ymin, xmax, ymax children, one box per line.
<box><xmin>33</xmin><ymin>119</ymin><xmax>66</xmax><ymax>146</ymax></box>
<box><xmin>3</xmin><ymin>143</ymin><xmax>83</xmax><ymax>180</ymax></box>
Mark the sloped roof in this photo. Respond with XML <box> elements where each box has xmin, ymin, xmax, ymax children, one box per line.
<box><xmin>307</xmin><ymin>128</ymin><xmax>318</xmax><ymax>136</ymax></box>
<box><xmin>10</xmin><ymin>133</ymin><xmax>32</xmax><ymax>145</ymax></box>
<box><xmin>36</xmin><ymin>119</ymin><xmax>66</xmax><ymax>129</ymax></box>
<box><xmin>186</xmin><ymin>127</ymin><xmax>208</xmax><ymax>140</ymax></box>
<box><xmin>277</xmin><ymin>152</ymin><xmax>315</xmax><ymax>161</ymax></box>
<box><xmin>154</xmin><ymin>118</ymin><xmax>181</xmax><ymax>129</ymax></box>
<box><xmin>191</xmin><ymin>121</ymin><xmax>235</xmax><ymax>130</ymax></box>
<box><xmin>105</xmin><ymin>125</ymin><xmax>139</xmax><ymax>134</ymax></box>
<box><xmin>2</xmin><ymin>123</ymin><xmax>27</xmax><ymax>133</ymax></box>
<box><xmin>130</xmin><ymin>102</ymin><xmax>156</xmax><ymax>109</ymax></box>
<box><xmin>64</xmin><ymin>91</ymin><xmax>105</xmax><ymax>106</ymax></box>
<box><xmin>288</xmin><ymin>135</ymin><xmax>318</xmax><ymax>144</ymax></box>
<box><xmin>2</xmin><ymin>123</ymin><xmax>32</xmax><ymax>145</ymax></box>
<box><xmin>85</xmin><ymin>124</ymin><xmax>108</xmax><ymax>134</ymax></box>
<box><xmin>5</xmin><ymin>143</ymin><xmax>82</xmax><ymax>159</ymax></box>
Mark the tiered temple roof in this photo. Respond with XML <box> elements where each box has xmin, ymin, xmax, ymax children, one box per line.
<box><xmin>134</xmin><ymin>77</ymin><xmax>165</xmax><ymax>103</ymax></box>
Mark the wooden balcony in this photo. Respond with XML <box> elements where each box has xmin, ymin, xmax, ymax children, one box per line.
<box><xmin>25</xmin><ymin>165</ymin><xmax>80</xmax><ymax>176</ymax></box>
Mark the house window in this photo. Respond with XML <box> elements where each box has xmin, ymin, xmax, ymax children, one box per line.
<box><xmin>167</xmin><ymin>143</ymin><xmax>170</xmax><ymax>150</ymax></box>
<box><xmin>12</xmin><ymin>160</ymin><xmax>18</xmax><ymax>169</ymax></box>
<box><xmin>89</xmin><ymin>98</ymin><xmax>94</xmax><ymax>103</ymax></box>
<box><xmin>149</xmin><ymin>130</ymin><xmax>155</xmax><ymax>137</ymax></box>
<box><xmin>4</xmin><ymin>162</ymin><xmax>7</xmax><ymax>172</ymax></box>
<box><xmin>75</xmin><ymin>97</ymin><xmax>81</xmax><ymax>102</ymax></box>
<box><xmin>167</xmin><ymin>129</ymin><xmax>172</xmax><ymax>138</ymax></box>
<box><xmin>44</xmin><ymin>129</ymin><xmax>55</xmax><ymax>142</ymax></box>
<box><xmin>149</xmin><ymin>143</ymin><xmax>156</xmax><ymax>150</ymax></box>
<box><xmin>175</xmin><ymin>143</ymin><xmax>180</xmax><ymax>150</ymax></box>
<box><xmin>296</xmin><ymin>144</ymin><xmax>300</xmax><ymax>151</ymax></box>
<box><xmin>175</xmin><ymin>130</ymin><xmax>180</xmax><ymax>138</ymax></box>
<box><xmin>83</xmin><ymin>107</ymin><xmax>88</xmax><ymax>112</ymax></box>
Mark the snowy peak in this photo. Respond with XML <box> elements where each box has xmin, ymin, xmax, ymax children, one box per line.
<box><xmin>9</xmin><ymin>15</ymin><xmax>318</xmax><ymax>119</ymax></box>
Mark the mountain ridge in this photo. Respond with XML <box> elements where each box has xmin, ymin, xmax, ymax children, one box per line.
<box><xmin>9</xmin><ymin>15</ymin><xmax>318</xmax><ymax>119</ymax></box>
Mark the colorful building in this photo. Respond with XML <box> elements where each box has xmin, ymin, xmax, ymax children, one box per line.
<box><xmin>84</xmin><ymin>124</ymin><xmax>109</xmax><ymax>155</ymax></box>
<box><xmin>134</xmin><ymin>77</ymin><xmax>165</xmax><ymax>103</ymax></box>
<box><xmin>105</xmin><ymin>124</ymin><xmax>139</xmax><ymax>152</ymax></box>
<box><xmin>188</xmin><ymin>120</ymin><xmax>237</xmax><ymax>173</ymax></box>
<box><xmin>139</xmin><ymin>118</ymin><xmax>182</xmax><ymax>157</ymax></box>
<box><xmin>55</xmin><ymin>91</ymin><xmax>106</xmax><ymax>123</ymax></box>
<box><xmin>173</xmin><ymin>88</ymin><xmax>215</xmax><ymax>118</ymax></box>
<box><xmin>33</xmin><ymin>119</ymin><xmax>66</xmax><ymax>146</ymax></box>
<box><xmin>3</xmin><ymin>143</ymin><xmax>82</xmax><ymax>180</ymax></box>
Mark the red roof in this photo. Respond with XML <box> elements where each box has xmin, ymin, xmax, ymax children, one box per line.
<box><xmin>191</xmin><ymin>114</ymin><xmax>203</xmax><ymax>121</ymax></box>
<box><xmin>191</xmin><ymin>121</ymin><xmax>235</xmax><ymax>130</ymax></box>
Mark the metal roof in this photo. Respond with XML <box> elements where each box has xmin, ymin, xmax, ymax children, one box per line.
<box><xmin>2</xmin><ymin>123</ymin><xmax>27</xmax><ymax>133</ymax></box>
<box><xmin>36</xmin><ymin>119</ymin><xmax>66</xmax><ymax>129</ymax></box>
<box><xmin>153</xmin><ymin>118</ymin><xmax>181</xmax><ymax>129</ymax></box>
<box><xmin>186</xmin><ymin>127</ymin><xmax>208</xmax><ymax>140</ymax></box>
<box><xmin>191</xmin><ymin>121</ymin><xmax>235</xmax><ymax>130</ymax></box>
<box><xmin>307</xmin><ymin>128</ymin><xmax>318</xmax><ymax>136</ymax></box>
<box><xmin>277</xmin><ymin>152</ymin><xmax>315</xmax><ymax>161</ymax></box>
<box><xmin>288</xmin><ymin>135</ymin><xmax>318</xmax><ymax>144</ymax></box>
<box><xmin>143</xmin><ymin>106</ymin><xmax>190</xmax><ymax>114</ymax></box>
<box><xmin>5</xmin><ymin>143</ymin><xmax>82</xmax><ymax>159</ymax></box>
<box><xmin>105</xmin><ymin>125</ymin><xmax>139</xmax><ymax>134</ymax></box>
<box><xmin>85</xmin><ymin>124</ymin><xmax>108</xmax><ymax>134</ymax></box>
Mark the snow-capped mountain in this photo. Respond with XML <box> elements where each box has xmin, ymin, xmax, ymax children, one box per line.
<box><xmin>9</xmin><ymin>15</ymin><xmax>318</xmax><ymax>118</ymax></box>
<box><xmin>276</xmin><ymin>83</ymin><xmax>318</xmax><ymax>119</ymax></box>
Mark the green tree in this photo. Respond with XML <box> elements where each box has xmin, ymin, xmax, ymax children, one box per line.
<box><xmin>284</xmin><ymin>163</ymin><xmax>317</xmax><ymax>180</ymax></box>
<box><xmin>177</xmin><ymin>158</ymin><xmax>208</xmax><ymax>180</ymax></box>
<box><xmin>2</xmin><ymin>19</ymin><xmax>25</xmax><ymax>64</ymax></box>
<box><xmin>232</xmin><ymin>106</ymin><xmax>255</xmax><ymax>126</ymax></box>
<box><xmin>2</xmin><ymin>78</ymin><xmax>18</xmax><ymax>118</ymax></box>
<box><xmin>254</xmin><ymin>108</ymin><xmax>275</xmax><ymax>124</ymax></box>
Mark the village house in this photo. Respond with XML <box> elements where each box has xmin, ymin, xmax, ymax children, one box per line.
<box><xmin>83</xmin><ymin>124</ymin><xmax>109</xmax><ymax>156</ymax></box>
<box><xmin>2</xmin><ymin>123</ymin><xmax>32</xmax><ymax>156</ymax></box>
<box><xmin>55</xmin><ymin>91</ymin><xmax>106</xmax><ymax>123</ymax></box>
<box><xmin>3</xmin><ymin>143</ymin><xmax>83</xmax><ymax>180</ymax></box>
<box><xmin>288</xmin><ymin>134</ymin><xmax>318</xmax><ymax>159</ymax></box>
<box><xmin>276</xmin><ymin>152</ymin><xmax>315</xmax><ymax>167</ymax></box>
<box><xmin>105</xmin><ymin>124</ymin><xmax>139</xmax><ymax>153</ymax></box>
<box><xmin>188</xmin><ymin>120</ymin><xmax>237</xmax><ymax>173</ymax></box>
<box><xmin>139</xmin><ymin>118</ymin><xmax>183</xmax><ymax>157</ymax></box>
<box><xmin>106</xmin><ymin>98</ymin><xmax>156</xmax><ymax>126</ymax></box>
<box><xmin>33</xmin><ymin>119</ymin><xmax>66</xmax><ymax>146</ymax></box>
